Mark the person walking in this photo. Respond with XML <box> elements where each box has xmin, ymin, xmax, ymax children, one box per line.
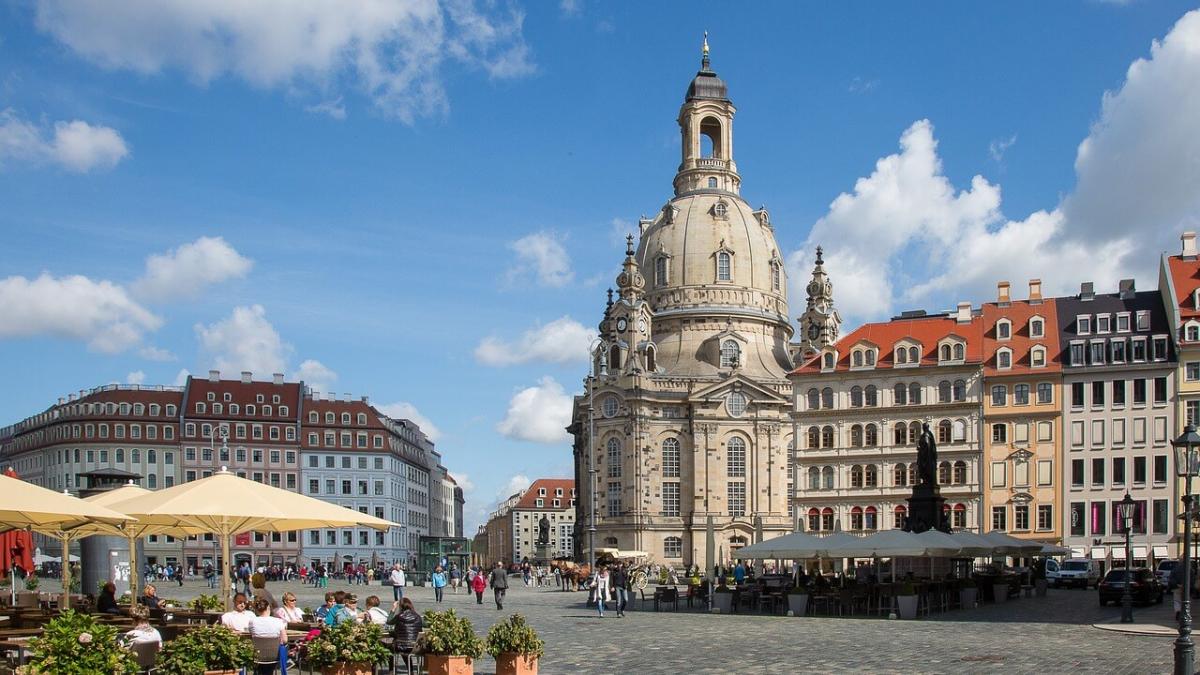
<box><xmin>489</xmin><ymin>562</ymin><xmax>509</xmax><ymax>610</ymax></box>
<box><xmin>611</xmin><ymin>564</ymin><xmax>629</xmax><ymax>617</ymax></box>
<box><xmin>431</xmin><ymin>566</ymin><xmax>448</xmax><ymax>603</ymax></box>
<box><xmin>471</xmin><ymin>567</ymin><xmax>487</xmax><ymax>604</ymax></box>
<box><xmin>449</xmin><ymin>563</ymin><xmax>461</xmax><ymax>594</ymax></box>
<box><xmin>593</xmin><ymin>566</ymin><xmax>610</xmax><ymax>618</ymax></box>
<box><xmin>389</xmin><ymin>563</ymin><xmax>406</xmax><ymax>602</ymax></box>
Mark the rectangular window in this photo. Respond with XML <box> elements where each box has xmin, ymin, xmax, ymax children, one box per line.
<box><xmin>1154</xmin><ymin>337</ymin><xmax>1168</xmax><ymax>360</ymax></box>
<box><xmin>1112</xmin><ymin>457</ymin><xmax>1125</xmax><ymax>485</ymax></box>
<box><xmin>1154</xmin><ymin>377</ymin><xmax>1168</xmax><ymax>404</ymax></box>
<box><xmin>991</xmin><ymin>424</ymin><xmax>1007</xmax><ymax>444</ymax></box>
<box><xmin>1091</xmin><ymin>381</ymin><xmax>1105</xmax><ymax>406</ymax></box>
<box><xmin>1037</xmin><ymin>459</ymin><xmax>1052</xmax><ymax>486</ymax></box>
<box><xmin>1071</xmin><ymin>382</ymin><xmax>1085</xmax><ymax>408</ymax></box>
<box><xmin>1112</xmin><ymin>419</ymin><xmax>1125</xmax><ymax>446</ymax></box>
<box><xmin>1014</xmin><ymin>505</ymin><xmax>1029</xmax><ymax>531</ymax></box>
<box><xmin>1111</xmin><ymin>339</ymin><xmax>1126</xmax><ymax>363</ymax></box>
<box><xmin>1070</xmin><ymin>343</ymin><xmax>1086</xmax><ymax>366</ymax></box>
<box><xmin>308</xmin><ymin>479</ymin><xmax>319</xmax><ymax>494</ymax></box>
<box><xmin>991</xmin><ymin>461</ymin><xmax>1006</xmax><ymax>488</ymax></box>
<box><xmin>1188</xmin><ymin>363</ymin><xmax>1200</xmax><ymax>382</ymax></box>
<box><xmin>1014</xmin><ymin>422</ymin><xmax>1029</xmax><ymax>444</ymax></box>
<box><xmin>727</xmin><ymin>482</ymin><xmax>745</xmax><ymax>517</ymax></box>
<box><xmin>662</xmin><ymin>482</ymin><xmax>680</xmax><ymax>517</ymax></box>
<box><xmin>991</xmin><ymin>385</ymin><xmax>1007</xmax><ymax>407</ymax></box>
<box><xmin>607</xmin><ymin>481</ymin><xmax>622</xmax><ymax>517</ymax></box>
<box><xmin>1154</xmin><ymin>499</ymin><xmax>1170</xmax><ymax>535</ymax></box>
<box><xmin>1096</xmin><ymin>315</ymin><xmax>1111</xmax><ymax>333</ymax></box>
<box><xmin>1190</xmin><ymin>400</ymin><xmax>1200</xmax><ymax>427</ymax></box>
<box><xmin>1112</xmin><ymin>379</ymin><xmax>1126</xmax><ymax>407</ymax></box>
<box><xmin>1154</xmin><ymin>455</ymin><xmax>1168</xmax><ymax>483</ymax></box>
<box><xmin>1070</xmin><ymin>502</ymin><xmax>1085</xmax><ymax>536</ymax></box>
<box><xmin>1132</xmin><ymin>338</ymin><xmax>1147</xmax><ymax>362</ymax></box>
<box><xmin>1071</xmin><ymin>421</ymin><xmax>1085</xmax><ymax>447</ymax></box>
<box><xmin>1091</xmin><ymin>502</ymin><xmax>1107</xmax><ymax>536</ymax></box>
<box><xmin>1014</xmin><ymin>459</ymin><xmax>1030</xmax><ymax>487</ymax></box>
<box><xmin>1036</xmin><ymin>504</ymin><xmax>1052</xmax><ymax>531</ymax></box>
<box><xmin>1091</xmin><ymin>419</ymin><xmax>1104</xmax><ymax>445</ymax></box>
<box><xmin>1091</xmin><ymin>457</ymin><xmax>1105</xmax><ymax>486</ymax></box>
<box><xmin>1090</xmin><ymin>342</ymin><xmax>1105</xmax><ymax>365</ymax></box>
<box><xmin>325</xmin><ymin>479</ymin><xmax>335</xmax><ymax>494</ymax></box>
<box><xmin>1078</xmin><ymin>316</ymin><xmax>1091</xmax><ymax>334</ymax></box>
<box><xmin>991</xmin><ymin>507</ymin><xmax>1006</xmax><ymax>532</ymax></box>
<box><xmin>1014</xmin><ymin>384</ymin><xmax>1030</xmax><ymax>405</ymax></box>
<box><xmin>1037</xmin><ymin>420</ymin><xmax>1053</xmax><ymax>442</ymax></box>
<box><xmin>1133</xmin><ymin>456</ymin><xmax>1147</xmax><ymax>484</ymax></box>
<box><xmin>1134</xmin><ymin>417</ymin><xmax>1147</xmax><ymax>444</ymax></box>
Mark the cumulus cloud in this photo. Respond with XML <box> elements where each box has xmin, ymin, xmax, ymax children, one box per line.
<box><xmin>172</xmin><ymin>368</ymin><xmax>191</xmax><ymax>386</ymax></box>
<box><xmin>0</xmin><ymin>273</ymin><xmax>161</xmax><ymax>352</ymax></box>
<box><xmin>293</xmin><ymin>358</ymin><xmax>338</xmax><ymax>393</ymax></box>
<box><xmin>132</xmin><ymin>236</ymin><xmax>252</xmax><ymax>302</ymax></box>
<box><xmin>496</xmin><ymin>376</ymin><xmax>573</xmax><ymax>444</ymax></box>
<box><xmin>126</xmin><ymin>370</ymin><xmax>146</xmax><ymax>385</ymax></box>
<box><xmin>305</xmin><ymin>98</ymin><xmax>347</xmax><ymax>120</ymax></box>
<box><xmin>559</xmin><ymin>0</ymin><xmax>583</xmax><ymax>17</ymax></box>
<box><xmin>195</xmin><ymin>304</ymin><xmax>289</xmax><ymax>377</ymax></box>
<box><xmin>33</xmin><ymin>0</ymin><xmax>534</xmax><ymax>123</ymax></box>
<box><xmin>377</xmin><ymin>401</ymin><xmax>442</xmax><ymax>441</ymax></box>
<box><xmin>448</xmin><ymin>471</ymin><xmax>475</xmax><ymax>494</ymax></box>
<box><xmin>794</xmin><ymin>11</ymin><xmax>1200</xmax><ymax>324</ymax></box>
<box><xmin>0</xmin><ymin>109</ymin><xmax>129</xmax><ymax>172</ymax></box>
<box><xmin>138</xmin><ymin>345</ymin><xmax>176</xmax><ymax>361</ymax></box>
<box><xmin>474</xmin><ymin>316</ymin><xmax>596</xmax><ymax>366</ymax></box>
<box><xmin>497</xmin><ymin>474</ymin><xmax>531</xmax><ymax>501</ymax></box>
<box><xmin>506</xmin><ymin>231</ymin><xmax>573</xmax><ymax>287</ymax></box>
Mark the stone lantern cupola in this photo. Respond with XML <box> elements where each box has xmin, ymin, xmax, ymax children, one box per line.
<box><xmin>674</xmin><ymin>33</ymin><xmax>740</xmax><ymax>197</ymax></box>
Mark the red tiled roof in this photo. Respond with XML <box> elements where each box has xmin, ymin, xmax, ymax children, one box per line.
<box><xmin>981</xmin><ymin>298</ymin><xmax>1062</xmax><ymax>374</ymax></box>
<box><xmin>301</xmin><ymin>397</ymin><xmax>387</xmax><ymax>431</ymax></box>
<box><xmin>184</xmin><ymin>377</ymin><xmax>301</xmax><ymax>411</ymax></box>
<box><xmin>792</xmin><ymin>314</ymin><xmax>984</xmax><ymax>374</ymax></box>
<box><xmin>1168</xmin><ymin>255</ymin><xmax>1200</xmax><ymax>320</ymax></box>
<box><xmin>513</xmin><ymin>479</ymin><xmax>576</xmax><ymax>510</ymax></box>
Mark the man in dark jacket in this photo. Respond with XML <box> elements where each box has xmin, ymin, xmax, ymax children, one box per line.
<box><xmin>610</xmin><ymin>565</ymin><xmax>629</xmax><ymax>617</ymax></box>
<box><xmin>489</xmin><ymin>562</ymin><xmax>509</xmax><ymax>610</ymax></box>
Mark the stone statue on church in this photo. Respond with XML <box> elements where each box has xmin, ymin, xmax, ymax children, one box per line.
<box><xmin>537</xmin><ymin>515</ymin><xmax>551</xmax><ymax>545</ymax></box>
<box><xmin>916</xmin><ymin>422</ymin><xmax>938</xmax><ymax>488</ymax></box>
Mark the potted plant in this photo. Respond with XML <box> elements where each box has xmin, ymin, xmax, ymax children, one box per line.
<box><xmin>895</xmin><ymin>581</ymin><xmax>919</xmax><ymax>620</ymax></box>
<box><xmin>419</xmin><ymin>609</ymin><xmax>484</xmax><ymax>675</ymax></box>
<box><xmin>305</xmin><ymin>620</ymin><xmax>390</xmax><ymax>675</ymax></box>
<box><xmin>24</xmin><ymin>574</ymin><xmax>39</xmax><ymax>591</ymax></box>
<box><xmin>24</xmin><ymin>609</ymin><xmax>140</xmax><ymax>674</ymax></box>
<box><xmin>156</xmin><ymin>624</ymin><xmax>255</xmax><ymax>675</ymax></box>
<box><xmin>992</xmin><ymin>577</ymin><xmax>1011</xmax><ymax>603</ymax></box>
<box><xmin>959</xmin><ymin>578</ymin><xmax>978</xmax><ymax>609</ymax></box>
<box><xmin>189</xmin><ymin>593</ymin><xmax>224</xmax><ymax>612</ymax></box>
<box><xmin>485</xmin><ymin>613</ymin><xmax>544</xmax><ymax>675</ymax></box>
<box><xmin>712</xmin><ymin>582</ymin><xmax>734</xmax><ymax>614</ymax></box>
<box><xmin>786</xmin><ymin>581</ymin><xmax>809</xmax><ymax>617</ymax></box>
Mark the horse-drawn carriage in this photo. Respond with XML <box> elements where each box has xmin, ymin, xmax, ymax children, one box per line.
<box><xmin>552</xmin><ymin>548</ymin><xmax>656</xmax><ymax>591</ymax></box>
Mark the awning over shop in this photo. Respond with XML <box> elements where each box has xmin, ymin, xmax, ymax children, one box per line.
<box><xmin>1071</xmin><ymin>547</ymin><xmax>1087</xmax><ymax>557</ymax></box>
<box><xmin>1133</xmin><ymin>546</ymin><xmax>1148</xmax><ymax>559</ymax></box>
<box><xmin>1112</xmin><ymin>547</ymin><xmax>1126</xmax><ymax>560</ymax></box>
<box><xmin>1154</xmin><ymin>545</ymin><xmax>1170</xmax><ymax>558</ymax></box>
<box><xmin>1091</xmin><ymin>547</ymin><xmax>1107</xmax><ymax>560</ymax></box>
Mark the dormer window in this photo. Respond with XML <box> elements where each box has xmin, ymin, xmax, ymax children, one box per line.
<box><xmin>865</xmin><ymin>349</ymin><xmax>876</xmax><ymax>365</ymax></box>
<box><xmin>822</xmin><ymin>352</ymin><xmax>835</xmax><ymax>370</ymax></box>
<box><xmin>908</xmin><ymin>346</ymin><xmax>919</xmax><ymax>363</ymax></box>
<box><xmin>997</xmin><ymin>348</ymin><xmax>1013</xmax><ymax>370</ymax></box>
<box><xmin>896</xmin><ymin>348</ymin><xmax>907</xmax><ymax>365</ymax></box>
<box><xmin>953</xmin><ymin>343</ymin><xmax>964</xmax><ymax>360</ymax></box>
<box><xmin>940</xmin><ymin>345</ymin><xmax>951</xmax><ymax>362</ymax></box>
<box><xmin>720</xmin><ymin>340</ymin><xmax>741</xmax><ymax>368</ymax></box>
<box><xmin>1030</xmin><ymin>317</ymin><xmax>1044</xmax><ymax>338</ymax></box>
<box><xmin>1030</xmin><ymin>346</ymin><xmax>1046</xmax><ymax>368</ymax></box>
<box><xmin>1117</xmin><ymin>313</ymin><xmax>1131</xmax><ymax>332</ymax></box>
<box><xmin>716</xmin><ymin>251</ymin><xmax>731</xmax><ymax>281</ymax></box>
<box><xmin>1096</xmin><ymin>315</ymin><xmax>1111</xmax><ymax>333</ymax></box>
<box><xmin>996</xmin><ymin>319</ymin><xmax>1011</xmax><ymax>340</ymax></box>
<box><xmin>1077</xmin><ymin>316</ymin><xmax>1091</xmax><ymax>335</ymax></box>
<box><xmin>1186</xmin><ymin>322</ymin><xmax>1200</xmax><ymax>342</ymax></box>
<box><xmin>853</xmin><ymin>351</ymin><xmax>863</xmax><ymax>367</ymax></box>
<box><xmin>713</xmin><ymin>201</ymin><xmax>728</xmax><ymax>218</ymax></box>
<box><xmin>1136</xmin><ymin>311</ymin><xmax>1150</xmax><ymax>331</ymax></box>
<box><xmin>654</xmin><ymin>256</ymin><xmax>669</xmax><ymax>287</ymax></box>
<box><xmin>1194</xmin><ymin>289</ymin><xmax>1200</xmax><ymax>310</ymax></box>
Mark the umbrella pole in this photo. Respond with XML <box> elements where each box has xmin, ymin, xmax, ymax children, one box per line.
<box><xmin>60</xmin><ymin>534</ymin><xmax>70</xmax><ymax>610</ymax></box>
<box><xmin>221</xmin><ymin>530</ymin><xmax>231</xmax><ymax>611</ymax></box>
<box><xmin>127</xmin><ymin>536</ymin><xmax>139</xmax><ymax>601</ymax></box>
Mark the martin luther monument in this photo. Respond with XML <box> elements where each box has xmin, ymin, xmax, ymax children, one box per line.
<box><xmin>904</xmin><ymin>422</ymin><xmax>950</xmax><ymax>533</ymax></box>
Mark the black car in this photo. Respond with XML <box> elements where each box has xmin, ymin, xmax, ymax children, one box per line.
<box><xmin>1098</xmin><ymin>568</ymin><xmax>1164</xmax><ymax>606</ymax></box>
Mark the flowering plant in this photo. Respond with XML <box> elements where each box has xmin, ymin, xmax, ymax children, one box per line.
<box><xmin>155</xmin><ymin>624</ymin><xmax>254</xmax><ymax>675</ymax></box>
<box><xmin>418</xmin><ymin>609</ymin><xmax>483</xmax><ymax>658</ymax></box>
<box><xmin>304</xmin><ymin>621</ymin><xmax>390</xmax><ymax>667</ymax></box>
<box><xmin>25</xmin><ymin>610</ymin><xmax>139</xmax><ymax>674</ymax></box>
<box><xmin>189</xmin><ymin>593</ymin><xmax>223</xmax><ymax>611</ymax></box>
<box><xmin>484</xmin><ymin>613</ymin><xmax>543</xmax><ymax>659</ymax></box>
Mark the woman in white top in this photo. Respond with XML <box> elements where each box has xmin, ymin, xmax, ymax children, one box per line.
<box><xmin>274</xmin><ymin>592</ymin><xmax>304</xmax><ymax>623</ymax></box>
<box><xmin>123</xmin><ymin>605</ymin><xmax>162</xmax><ymax>645</ymax></box>
<box><xmin>248</xmin><ymin>597</ymin><xmax>287</xmax><ymax>644</ymax></box>
<box><xmin>362</xmin><ymin>595</ymin><xmax>389</xmax><ymax>625</ymax></box>
<box><xmin>220</xmin><ymin>593</ymin><xmax>256</xmax><ymax>633</ymax></box>
<box><xmin>593</xmin><ymin>566</ymin><xmax>610</xmax><ymax>618</ymax></box>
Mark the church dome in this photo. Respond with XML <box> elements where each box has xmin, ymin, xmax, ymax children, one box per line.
<box><xmin>686</xmin><ymin>68</ymin><xmax>728</xmax><ymax>101</ymax></box>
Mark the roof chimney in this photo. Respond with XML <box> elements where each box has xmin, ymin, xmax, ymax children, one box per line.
<box><xmin>58</xmin><ymin>397</ymin><xmax>65</xmax><ymax>405</ymax></box>
<box><xmin>1028</xmin><ymin>279</ymin><xmax>1042</xmax><ymax>303</ymax></box>
<box><xmin>273</xmin><ymin>373</ymin><xmax>284</xmax><ymax>386</ymax></box>
<box><xmin>997</xmin><ymin>281</ymin><xmax>1011</xmax><ymax>306</ymax></box>
<box><xmin>1183</xmin><ymin>231</ymin><xmax>1198</xmax><ymax>259</ymax></box>
<box><xmin>241</xmin><ymin>371</ymin><xmax>252</xmax><ymax>384</ymax></box>
<box><xmin>956</xmin><ymin>301</ymin><xmax>972</xmax><ymax>324</ymax></box>
<box><xmin>361</xmin><ymin>396</ymin><xmax>370</xmax><ymax>404</ymax></box>
<box><xmin>1118</xmin><ymin>278</ymin><xmax>1135</xmax><ymax>299</ymax></box>
<box><xmin>208</xmin><ymin>370</ymin><xmax>220</xmax><ymax>382</ymax></box>
<box><xmin>343</xmin><ymin>393</ymin><xmax>352</xmax><ymax>402</ymax></box>
<box><xmin>1080</xmin><ymin>282</ymin><xmax>1095</xmax><ymax>301</ymax></box>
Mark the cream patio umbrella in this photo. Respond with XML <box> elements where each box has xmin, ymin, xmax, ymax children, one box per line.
<box><xmin>81</xmin><ymin>482</ymin><xmax>207</xmax><ymax>599</ymax></box>
<box><xmin>110</xmin><ymin>468</ymin><xmax>399</xmax><ymax>609</ymax></box>
<box><xmin>733</xmin><ymin>531</ymin><xmax>825</xmax><ymax>560</ymax></box>
<box><xmin>0</xmin><ymin>474</ymin><xmax>135</xmax><ymax>609</ymax></box>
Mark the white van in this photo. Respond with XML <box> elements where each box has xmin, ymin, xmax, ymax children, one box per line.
<box><xmin>1047</xmin><ymin>558</ymin><xmax>1101</xmax><ymax>588</ymax></box>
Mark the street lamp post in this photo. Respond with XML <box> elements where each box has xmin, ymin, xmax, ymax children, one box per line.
<box><xmin>1172</xmin><ymin>424</ymin><xmax>1200</xmax><ymax>675</ymax></box>
<box><xmin>587</xmin><ymin>340</ymin><xmax>606</xmax><ymax>581</ymax></box>
<box><xmin>1118</xmin><ymin>492</ymin><xmax>1136</xmax><ymax>624</ymax></box>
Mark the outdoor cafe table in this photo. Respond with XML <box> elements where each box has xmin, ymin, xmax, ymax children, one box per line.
<box><xmin>0</xmin><ymin>635</ymin><xmax>34</xmax><ymax>667</ymax></box>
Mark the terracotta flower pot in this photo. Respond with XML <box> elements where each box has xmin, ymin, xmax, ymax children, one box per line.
<box><xmin>425</xmin><ymin>654</ymin><xmax>475</xmax><ymax>675</ymax></box>
<box><xmin>320</xmin><ymin>663</ymin><xmax>374</xmax><ymax>675</ymax></box>
<box><xmin>203</xmin><ymin>670</ymin><xmax>240</xmax><ymax>675</ymax></box>
<box><xmin>496</xmin><ymin>652</ymin><xmax>539</xmax><ymax>675</ymax></box>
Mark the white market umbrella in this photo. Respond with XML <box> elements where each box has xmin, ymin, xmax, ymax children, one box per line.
<box><xmin>982</xmin><ymin>530</ymin><xmax>1043</xmax><ymax>555</ymax></box>
<box><xmin>949</xmin><ymin>531</ymin><xmax>997</xmax><ymax>558</ymax></box>
<box><xmin>734</xmin><ymin>531</ymin><xmax>824</xmax><ymax>560</ymax></box>
<box><xmin>823</xmin><ymin>529</ymin><xmax>928</xmax><ymax>559</ymax></box>
<box><xmin>911</xmin><ymin>530</ymin><xmax>966</xmax><ymax>557</ymax></box>
<box><xmin>1040</xmin><ymin>543</ymin><xmax>1071</xmax><ymax>556</ymax></box>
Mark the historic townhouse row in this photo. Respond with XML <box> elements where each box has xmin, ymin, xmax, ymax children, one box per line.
<box><xmin>0</xmin><ymin>370</ymin><xmax>462</xmax><ymax>571</ymax></box>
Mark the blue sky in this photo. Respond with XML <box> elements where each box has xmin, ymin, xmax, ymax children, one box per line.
<box><xmin>2</xmin><ymin>1</ymin><xmax>1199</xmax><ymax>532</ymax></box>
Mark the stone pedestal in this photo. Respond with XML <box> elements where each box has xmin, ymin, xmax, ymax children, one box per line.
<box><xmin>533</xmin><ymin>543</ymin><xmax>553</xmax><ymax>565</ymax></box>
<box><xmin>904</xmin><ymin>484</ymin><xmax>949</xmax><ymax>533</ymax></box>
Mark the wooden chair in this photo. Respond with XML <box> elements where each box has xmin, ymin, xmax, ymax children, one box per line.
<box><xmin>653</xmin><ymin>586</ymin><xmax>679</xmax><ymax>612</ymax></box>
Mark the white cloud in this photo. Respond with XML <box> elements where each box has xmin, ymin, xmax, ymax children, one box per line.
<box><xmin>0</xmin><ymin>109</ymin><xmax>129</xmax><ymax>172</ymax></box>
<box><xmin>497</xmin><ymin>474</ymin><xmax>531</xmax><ymax>501</ymax></box>
<box><xmin>305</xmin><ymin>98</ymin><xmax>347</xmax><ymax>120</ymax></box>
<box><xmin>377</xmin><ymin>401</ymin><xmax>442</xmax><ymax>442</ymax></box>
<box><xmin>474</xmin><ymin>316</ymin><xmax>596</xmax><ymax>366</ymax></box>
<box><xmin>138</xmin><ymin>345</ymin><xmax>176</xmax><ymax>362</ymax></box>
<box><xmin>448</xmin><ymin>471</ymin><xmax>475</xmax><ymax>494</ymax></box>
<box><xmin>126</xmin><ymin>370</ymin><xmax>145</xmax><ymax>385</ymax></box>
<box><xmin>496</xmin><ymin>376</ymin><xmax>573</xmax><ymax>444</ymax></box>
<box><xmin>0</xmin><ymin>273</ymin><xmax>161</xmax><ymax>352</ymax></box>
<box><xmin>172</xmin><ymin>368</ymin><xmax>191</xmax><ymax>386</ymax></box>
<box><xmin>848</xmin><ymin>76</ymin><xmax>879</xmax><ymax>94</ymax></box>
<box><xmin>506</xmin><ymin>231</ymin><xmax>573</xmax><ymax>287</ymax></box>
<box><xmin>293</xmin><ymin>359</ymin><xmax>338</xmax><ymax>393</ymax></box>
<box><xmin>195</xmin><ymin>304</ymin><xmax>289</xmax><ymax>377</ymax></box>
<box><xmin>988</xmin><ymin>134</ymin><xmax>1017</xmax><ymax>162</ymax></box>
<box><xmin>559</xmin><ymin>0</ymin><xmax>583</xmax><ymax>17</ymax></box>
<box><xmin>33</xmin><ymin>0</ymin><xmax>534</xmax><ymax>123</ymax></box>
<box><xmin>132</xmin><ymin>236</ymin><xmax>253</xmax><ymax>302</ymax></box>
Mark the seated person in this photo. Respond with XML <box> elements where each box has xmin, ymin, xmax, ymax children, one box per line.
<box><xmin>247</xmin><ymin>598</ymin><xmax>287</xmax><ymax>675</ymax></box>
<box><xmin>274</xmin><ymin>591</ymin><xmax>304</xmax><ymax>623</ymax></box>
<box><xmin>330</xmin><ymin>593</ymin><xmax>360</xmax><ymax>626</ymax></box>
<box><xmin>220</xmin><ymin>593</ymin><xmax>256</xmax><ymax>632</ymax></box>
<box><xmin>362</xmin><ymin>595</ymin><xmax>388</xmax><ymax>625</ymax></box>
<box><xmin>137</xmin><ymin>584</ymin><xmax>161</xmax><ymax>609</ymax></box>
<box><xmin>96</xmin><ymin>581</ymin><xmax>121</xmax><ymax>614</ymax></box>
<box><xmin>322</xmin><ymin>591</ymin><xmax>347</xmax><ymax>626</ymax></box>
<box><xmin>122</xmin><ymin>604</ymin><xmax>162</xmax><ymax>645</ymax></box>
<box><xmin>387</xmin><ymin>597</ymin><xmax>423</xmax><ymax>651</ymax></box>
<box><xmin>314</xmin><ymin>591</ymin><xmax>337</xmax><ymax>621</ymax></box>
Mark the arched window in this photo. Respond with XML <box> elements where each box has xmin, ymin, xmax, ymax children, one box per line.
<box><xmin>807</xmin><ymin>426</ymin><xmax>820</xmax><ymax>449</ymax></box>
<box><xmin>823</xmin><ymin>353</ymin><xmax>834</xmax><ymax>369</ymax></box>
<box><xmin>821</xmin><ymin>387</ymin><xmax>834</xmax><ymax>409</ymax></box>
<box><xmin>894</xmin><ymin>463</ymin><xmax>908</xmax><ymax>487</ymax></box>
<box><xmin>940</xmin><ymin>344</ymin><xmax>951</xmax><ymax>361</ymax></box>
<box><xmin>850</xmin><ymin>386</ymin><xmax>863</xmax><ymax>407</ymax></box>
<box><xmin>865</xmin><ymin>506</ymin><xmax>878</xmax><ymax>530</ymax></box>
<box><xmin>954</xmin><ymin>343</ymin><xmax>964</xmax><ymax>360</ymax></box>
<box><xmin>938</xmin><ymin>461</ymin><xmax>951</xmax><ymax>485</ymax></box>
<box><xmin>952</xmin><ymin>503</ymin><xmax>967</xmax><ymax>528</ymax></box>
<box><xmin>938</xmin><ymin>380</ymin><xmax>951</xmax><ymax>403</ymax></box>
<box><xmin>716</xmin><ymin>251</ymin><xmax>731</xmax><ymax>281</ymax></box>
<box><xmin>851</xmin><ymin>465</ymin><xmax>863</xmax><ymax>488</ymax></box>
<box><xmin>864</xmin><ymin>424</ymin><xmax>878</xmax><ymax>447</ymax></box>
<box><xmin>808</xmin><ymin>467</ymin><xmax>820</xmax><ymax>491</ymax></box>
<box><xmin>896</xmin><ymin>348</ymin><xmax>907</xmax><ymax>365</ymax></box>
<box><xmin>655</xmin><ymin>257</ymin><xmax>668</xmax><ymax>287</ymax></box>
<box><xmin>726</xmin><ymin>437</ymin><xmax>746</xmax><ymax>477</ymax></box>
<box><xmin>821</xmin><ymin>507</ymin><xmax>835</xmax><ymax>532</ymax></box>
<box><xmin>148</xmin><ymin>449</ymin><xmax>157</xmax><ymax>464</ymax></box>
<box><xmin>865</xmin><ymin>385</ymin><xmax>878</xmax><ymax>406</ymax></box>
<box><xmin>953</xmin><ymin>460</ymin><xmax>967</xmax><ymax>485</ymax></box>
<box><xmin>606</xmin><ymin>438</ymin><xmax>622</xmax><ymax>478</ymax></box>
<box><xmin>771</xmin><ymin>262</ymin><xmax>781</xmax><ymax>291</ymax></box>
<box><xmin>850</xmin><ymin>506</ymin><xmax>864</xmax><ymax>531</ymax></box>
<box><xmin>720</xmin><ymin>340</ymin><xmax>740</xmax><ymax>368</ymax></box>
<box><xmin>953</xmin><ymin>379</ymin><xmax>966</xmax><ymax>401</ymax></box>
<box><xmin>908</xmin><ymin>422</ymin><xmax>921</xmax><ymax>445</ymax></box>
<box><xmin>864</xmin><ymin>464</ymin><xmax>878</xmax><ymax>487</ymax></box>
<box><xmin>822</xmin><ymin>466</ymin><xmax>834</xmax><ymax>490</ymax></box>
<box><xmin>893</xmin><ymin>505</ymin><xmax>907</xmax><ymax>529</ymax></box>
<box><xmin>909</xmin><ymin>464</ymin><xmax>917</xmax><ymax>486</ymax></box>
<box><xmin>645</xmin><ymin>345</ymin><xmax>656</xmax><ymax>372</ymax></box>
<box><xmin>893</xmin><ymin>424</ymin><xmax>907</xmax><ymax>446</ymax></box>
<box><xmin>894</xmin><ymin>383</ymin><xmax>907</xmax><ymax>405</ymax></box>
<box><xmin>807</xmin><ymin>389</ymin><xmax>820</xmax><ymax>410</ymax></box>
<box><xmin>661</xmin><ymin>438</ymin><xmax>680</xmax><ymax>478</ymax></box>
<box><xmin>664</xmin><ymin>536</ymin><xmax>683</xmax><ymax>558</ymax></box>
<box><xmin>852</xmin><ymin>351</ymin><xmax>863</xmax><ymax>367</ymax></box>
<box><xmin>807</xmin><ymin>508</ymin><xmax>820</xmax><ymax>532</ymax></box>
<box><xmin>938</xmin><ymin>420</ymin><xmax>952</xmax><ymax>444</ymax></box>
<box><xmin>609</xmin><ymin>344</ymin><xmax>621</xmax><ymax>371</ymax></box>
<box><xmin>908</xmin><ymin>346</ymin><xmax>919</xmax><ymax>363</ymax></box>
<box><xmin>821</xmin><ymin>426</ymin><xmax>835</xmax><ymax>448</ymax></box>
<box><xmin>953</xmin><ymin>419</ymin><xmax>967</xmax><ymax>441</ymax></box>
<box><xmin>909</xmin><ymin>383</ymin><xmax>921</xmax><ymax>404</ymax></box>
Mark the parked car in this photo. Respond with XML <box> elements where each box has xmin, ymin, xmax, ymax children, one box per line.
<box><xmin>1157</xmin><ymin>560</ymin><xmax>1178</xmax><ymax>589</ymax></box>
<box><xmin>1098</xmin><ymin>568</ymin><xmax>1164</xmax><ymax>606</ymax></box>
<box><xmin>1049</xmin><ymin>558</ymin><xmax>1101</xmax><ymax>589</ymax></box>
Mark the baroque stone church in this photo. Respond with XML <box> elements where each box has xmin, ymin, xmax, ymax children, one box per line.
<box><xmin>569</xmin><ymin>40</ymin><xmax>840</xmax><ymax>569</ymax></box>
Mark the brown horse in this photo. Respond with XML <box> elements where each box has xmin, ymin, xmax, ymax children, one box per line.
<box><xmin>550</xmin><ymin>561</ymin><xmax>591</xmax><ymax>591</ymax></box>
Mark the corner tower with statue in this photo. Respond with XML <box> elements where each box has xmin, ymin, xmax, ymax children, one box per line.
<box><xmin>569</xmin><ymin>40</ymin><xmax>801</xmax><ymax>571</ymax></box>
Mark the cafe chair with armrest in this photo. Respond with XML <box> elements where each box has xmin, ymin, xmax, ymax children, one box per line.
<box><xmin>251</xmin><ymin>635</ymin><xmax>282</xmax><ymax>675</ymax></box>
